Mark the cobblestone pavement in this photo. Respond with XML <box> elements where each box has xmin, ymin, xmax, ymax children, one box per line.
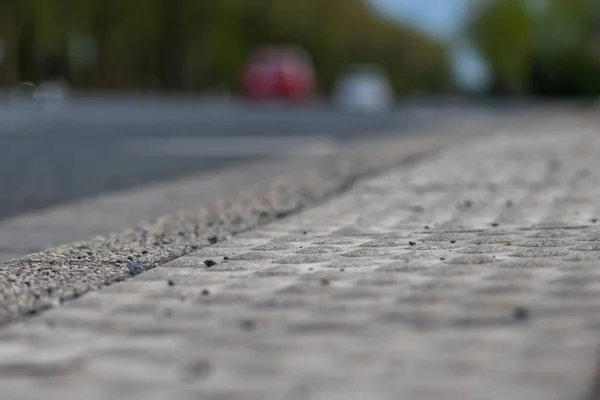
<box><xmin>1</xmin><ymin>114</ymin><xmax>600</xmax><ymax>400</ymax></box>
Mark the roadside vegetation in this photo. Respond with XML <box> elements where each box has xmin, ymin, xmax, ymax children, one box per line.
<box><xmin>467</xmin><ymin>0</ymin><xmax>600</xmax><ymax>97</ymax></box>
<box><xmin>0</xmin><ymin>0</ymin><xmax>452</xmax><ymax>94</ymax></box>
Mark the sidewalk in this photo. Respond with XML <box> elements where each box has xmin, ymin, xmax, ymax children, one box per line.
<box><xmin>1</xmin><ymin>110</ymin><xmax>599</xmax><ymax>399</ymax></box>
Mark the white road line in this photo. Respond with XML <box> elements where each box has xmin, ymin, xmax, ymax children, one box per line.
<box><xmin>118</xmin><ymin>135</ymin><xmax>338</xmax><ymax>157</ymax></box>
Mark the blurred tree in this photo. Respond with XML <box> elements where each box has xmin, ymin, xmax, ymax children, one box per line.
<box><xmin>0</xmin><ymin>0</ymin><xmax>453</xmax><ymax>94</ymax></box>
<box><xmin>468</xmin><ymin>0</ymin><xmax>600</xmax><ymax>97</ymax></box>
<box><xmin>527</xmin><ymin>0</ymin><xmax>600</xmax><ymax>96</ymax></box>
<box><xmin>467</xmin><ymin>0</ymin><xmax>535</xmax><ymax>95</ymax></box>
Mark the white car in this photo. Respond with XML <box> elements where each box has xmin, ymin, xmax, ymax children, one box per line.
<box><xmin>9</xmin><ymin>80</ymin><xmax>69</xmax><ymax>110</ymax></box>
<box><xmin>34</xmin><ymin>80</ymin><xmax>69</xmax><ymax>111</ymax></box>
<box><xmin>333</xmin><ymin>65</ymin><xmax>394</xmax><ymax>113</ymax></box>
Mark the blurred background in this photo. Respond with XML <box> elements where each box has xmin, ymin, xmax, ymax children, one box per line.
<box><xmin>0</xmin><ymin>0</ymin><xmax>598</xmax><ymax>97</ymax></box>
<box><xmin>0</xmin><ymin>0</ymin><xmax>600</xmax><ymax>229</ymax></box>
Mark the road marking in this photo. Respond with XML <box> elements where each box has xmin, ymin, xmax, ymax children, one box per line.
<box><xmin>118</xmin><ymin>136</ymin><xmax>338</xmax><ymax>158</ymax></box>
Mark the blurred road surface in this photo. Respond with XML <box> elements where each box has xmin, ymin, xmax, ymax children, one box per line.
<box><xmin>0</xmin><ymin>95</ymin><xmax>532</xmax><ymax>221</ymax></box>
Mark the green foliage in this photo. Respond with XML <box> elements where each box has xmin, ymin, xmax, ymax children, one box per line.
<box><xmin>0</xmin><ymin>0</ymin><xmax>452</xmax><ymax>94</ymax></box>
<box><xmin>467</xmin><ymin>0</ymin><xmax>534</xmax><ymax>94</ymax></box>
<box><xmin>468</xmin><ymin>0</ymin><xmax>600</xmax><ymax>96</ymax></box>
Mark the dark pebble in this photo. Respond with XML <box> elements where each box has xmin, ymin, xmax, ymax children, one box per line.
<box><xmin>202</xmin><ymin>289</ymin><xmax>210</xmax><ymax>296</ymax></box>
<box><xmin>275</xmin><ymin>209</ymin><xmax>295</xmax><ymax>219</ymax></box>
<box><xmin>424</xmin><ymin>226</ymin><xmax>430</xmax><ymax>230</ymax></box>
<box><xmin>321</xmin><ymin>279</ymin><xmax>330</xmax><ymax>286</ymax></box>
<box><xmin>167</xmin><ymin>280</ymin><xmax>175</xmax><ymax>287</ymax></box>
<box><xmin>440</xmin><ymin>257</ymin><xmax>446</xmax><ymax>261</ymax></box>
<box><xmin>142</xmin><ymin>250</ymin><xmax>149</xmax><ymax>254</ymax></box>
<box><xmin>208</xmin><ymin>236</ymin><xmax>218</xmax><ymax>245</ymax></box>
<box><xmin>491</xmin><ymin>222</ymin><xmax>499</xmax><ymax>227</ymax></box>
<box><xmin>340</xmin><ymin>268</ymin><xmax>345</xmax><ymax>272</ymax></box>
<box><xmin>240</xmin><ymin>319</ymin><xmax>256</xmax><ymax>331</ymax></box>
<box><xmin>87</xmin><ymin>251</ymin><xmax>93</xmax><ymax>256</ymax></box>
<box><xmin>512</xmin><ymin>306</ymin><xmax>530</xmax><ymax>321</ymax></box>
<box><xmin>302</xmin><ymin>231</ymin><xmax>308</xmax><ymax>235</ymax></box>
<box><xmin>204</xmin><ymin>259</ymin><xmax>217</xmax><ymax>268</ymax></box>
<box><xmin>185</xmin><ymin>359</ymin><xmax>212</xmax><ymax>379</ymax></box>
<box><xmin>450</xmin><ymin>240</ymin><xmax>456</xmax><ymax>244</ymax></box>
<box><xmin>409</xmin><ymin>241</ymin><xmax>416</xmax><ymax>246</ymax></box>
<box><xmin>591</xmin><ymin>218</ymin><xmax>598</xmax><ymax>224</ymax></box>
<box><xmin>223</xmin><ymin>256</ymin><xmax>230</xmax><ymax>261</ymax></box>
<box><xmin>127</xmin><ymin>255</ymin><xmax>134</xmax><ymax>261</ymax></box>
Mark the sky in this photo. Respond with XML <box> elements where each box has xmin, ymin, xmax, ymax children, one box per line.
<box><xmin>369</xmin><ymin>0</ymin><xmax>490</xmax><ymax>90</ymax></box>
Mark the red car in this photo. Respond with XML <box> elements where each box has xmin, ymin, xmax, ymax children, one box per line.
<box><xmin>241</xmin><ymin>46</ymin><xmax>316</xmax><ymax>101</ymax></box>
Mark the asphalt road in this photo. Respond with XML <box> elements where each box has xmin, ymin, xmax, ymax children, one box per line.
<box><xmin>0</xmin><ymin>95</ymin><xmax>530</xmax><ymax>222</ymax></box>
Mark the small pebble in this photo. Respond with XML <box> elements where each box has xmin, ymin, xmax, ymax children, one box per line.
<box><xmin>127</xmin><ymin>260</ymin><xmax>143</xmax><ymax>276</ymax></box>
<box><xmin>512</xmin><ymin>306</ymin><xmax>530</xmax><ymax>321</ymax></box>
<box><xmin>241</xmin><ymin>319</ymin><xmax>256</xmax><ymax>331</ymax></box>
<box><xmin>321</xmin><ymin>279</ymin><xmax>330</xmax><ymax>286</ymax></box>
<box><xmin>202</xmin><ymin>289</ymin><xmax>210</xmax><ymax>296</ymax></box>
<box><xmin>408</xmin><ymin>241</ymin><xmax>416</xmax><ymax>246</ymax></box>
<box><xmin>223</xmin><ymin>256</ymin><xmax>230</xmax><ymax>261</ymax></box>
<box><xmin>204</xmin><ymin>259</ymin><xmax>216</xmax><ymax>268</ymax></box>
<box><xmin>450</xmin><ymin>240</ymin><xmax>456</xmax><ymax>244</ymax></box>
<box><xmin>592</xmin><ymin>218</ymin><xmax>598</xmax><ymax>224</ymax></box>
<box><xmin>167</xmin><ymin>280</ymin><xmax>175</xmax><ymax>287</ymax></box>
<box><xmin>208</xmin><ymin>236</ymin><xmax>218</xmax><ymax>245</ymax></box>
<box><xmin>491</xmin><ymin>222</ymin><xmax>499</xmax><ymax>227</ymax></box>
<box><xmin>340</xmin><ymin>268</ymin><xmax>345</xmax><ymax>272</ymax></box>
